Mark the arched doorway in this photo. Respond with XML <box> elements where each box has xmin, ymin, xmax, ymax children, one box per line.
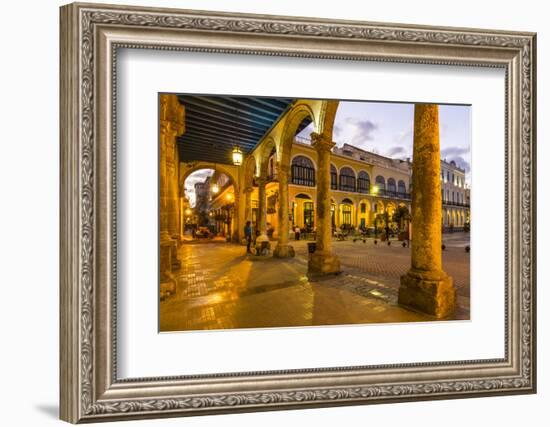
<box><xmin>293</xmin><ymin>193</ymin><xmax>314</xmax><ymax>231</ymax></box>
<box><xmin>357</xmin><ymin>199</ymin><xmax>371</xmax><ymax>229</ymax></box>
<box><xmin>339</xmin><ymin>198</ymin><xmax>355</xmax><ymax>229</ymax></box>
<box><xmin>181</xmin><ymin>168</ymin><xmax>236</xmax><ymax>239</ymax></box>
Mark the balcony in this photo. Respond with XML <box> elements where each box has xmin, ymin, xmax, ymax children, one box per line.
<box><xmin>330</xmin><ymin>172</ymin><xmax>337</xmax><ymax>190</ymax></box>
<box><xmin>291</xmin><ymin>164</ymin><xmax>316</xmax><ymax>187</ymax></box>
<box><xmin>443</xmin><ymin>200</ymin><xmax>470</xmax><ymax>208</ymax></box>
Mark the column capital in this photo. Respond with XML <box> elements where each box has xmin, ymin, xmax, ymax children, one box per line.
<box><xmin>159</xmin><ymin>94</ymin><xmax>185</xmax><ymax>137</ymax></box>
<box><xmin>310</xmin><ymin>132</ymin><xmax>335</xmax><ymax>153</ymax></box>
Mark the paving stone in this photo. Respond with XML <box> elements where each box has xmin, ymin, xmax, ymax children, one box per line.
<box><xmin>160</xmin><ymin>233</ymin><xmax>470</xmax><ymax>332</ymax></box>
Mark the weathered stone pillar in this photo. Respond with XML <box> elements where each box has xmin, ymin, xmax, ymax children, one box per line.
<box><xmin>232</xmin><ymin>191</ymin><xmax>242</xmax><ymax>243</ymax></box>
<box><xmin>167</xmin><ymin>146</ymin><xmax>179</xmax><ymax>237</ymax></box>
<box><xmin>244</xmin><ymin>186</ymin><xmax>253</xmax><ymax>223</ymax></box>
<box><xmin>255</xmin><ymin>176</ymin><xmax>271</xmax><ymax>252</ymax></box>
<box><xmin>398</xmin><ymin>104</ymin><xmax>456</xmax><ymax>318</ymax></box>
<box><xmin>308</xmin><ymin>133</ymin><xmax>340</xmax><ymax>274</ymax></box>
<box><xmin>274</xmin><ymin>163</ymin><xmax>295</xmax><ymax>258</ymax></box>
<box><xmin>159</xmin><ymin>94</ymin><xmax>185</xmax><ymax>296</ymax></box>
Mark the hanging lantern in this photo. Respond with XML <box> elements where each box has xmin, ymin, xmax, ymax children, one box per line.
<box><xmin>232</xmin><ymin>145</ymin><xmax>243</xmax><ymax>166</ymax></box>
<box><xmin>211</xmin><ymin>183</ymin><xmax>220</xmax><ymax>194</ymax></box>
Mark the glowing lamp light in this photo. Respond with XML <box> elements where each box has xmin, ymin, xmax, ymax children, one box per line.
<box><xmin>232</xmin><ymin>145</ymin><xmax>243</xmax><ymax>166</ymax></box>
<box><xmin>372</xmin><ymin>185</ymin><xmax>379</xmax><ymax>195</ymax></box>
<box><xmin>211</xmin><ymin>183</ymin><xmax>220</xmax><ymax>194</ymax></box>
<box><xmin>226</xmin><ymin>193</ymin><xmax>233</xmax><ymax>202</ymax></box>
<box><xmin>185</xmin><ymin>208</ymin><xmax>192</xmax><ymax>216</ymax></box>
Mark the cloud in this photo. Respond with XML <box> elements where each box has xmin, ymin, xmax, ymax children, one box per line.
<box><xmin>441</xmin><ymin>146</ymin><xmax>469</xmax><ymax>158</ymax></box>
<box><xmin>385</xmin><ymin>146</ymin><xmax>407</xmax><ymax>157</ymax></box>
<box><xmin>446</xmin><ymin>155</ymin><xmax>471</xmax><ymax>173</ymax></box>
<box><xmin>440</xmin><ymin>146</ymin><xmax>471</xmax><ymax>173</ymax></box>
<box><xmin>345</xmin><ymin>118</ymin><xmax>378</xmax><ymax>144</ymax></box>
<box><xmin>333</xmin><ymin>124</ymin><xmax>342</xmax><ymax>138</ymax></box>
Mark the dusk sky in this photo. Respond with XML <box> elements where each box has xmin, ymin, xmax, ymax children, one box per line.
<box><xmin>184</xmin><ymin>101</ymin><xmax>471</xmax><ymax>207</ymax></box>
<box><xmin>298</xmin><ymin>101</ymin><xmax>471</xmax><ymax>181</ymax></box>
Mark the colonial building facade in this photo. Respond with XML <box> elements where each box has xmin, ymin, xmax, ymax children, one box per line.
<box><xmin>207</xmin><ymin>140</ymin><xmax>470</xmax><ymax>237</ymax></box>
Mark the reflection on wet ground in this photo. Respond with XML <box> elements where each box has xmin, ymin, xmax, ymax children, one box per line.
<box><xmin>160</xmin><ymin>236</ymin><xmax>470</xmax><ymax>332</ymax></box>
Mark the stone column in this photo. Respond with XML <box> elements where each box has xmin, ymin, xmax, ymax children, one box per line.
<box><xmin>159</xmin><ymin>94</ymin><xmax>185</xmax><ymax>296</ymax></box>
<box><xmin>274</xmin><ymin>163</ymin><xmax>295</xmax><ymax>258</ymax></box>
<box><xmin>398</xmin><ymin>104</ymin><xmax>456</xmax><ymax>318</ymax></box>
<box><xmin>244</xmin><ymin>186</ymin><xmax>253</xmax><ymax>223</ymax></box>
<box><xmin>255</xmin><ymin>176</ymin><xmax>271</xmax><ymax>252</ymax></box>
<box><xmin>308</xmin><ymin>133</ymin><xmax>341</xmax><ymax>274</ymax></box>
<box><xmin>232</xmin><ymin>191</ymin><xmax>242</xmax><ymax>243</ymax></box>
<box><xmin>167</xmin><ymin>144</ymin><xmax>179</xmax><ymax>237</ymax></box>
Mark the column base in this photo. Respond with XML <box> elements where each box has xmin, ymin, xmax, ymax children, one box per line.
<box><xmin>255</xmin><ymin>234</ymin><xmax>271</xmax><ymax>256</ymax></box>
<box><xmin>308</xmin><ymin>251</ymin><xmax>341</xmax><ymax>275</ymax></box>
<box><xmin>169</xmin><ymin>240</ymin><xmax>181</xmax><ymax>270</ymax></box>
<box><xmin>160</xmin><ymin>274</ymin><xmax>177</xmax><ymax>300</ymax></box>
<box><xmin>398</xmin><ymin>269</ymin><xmax>456</xmax><ymax>318</ymax></box>
<box><xmin>273</xmin><ymin>244</ymin><xmax>295</xmax><ymax>258</ymax></box>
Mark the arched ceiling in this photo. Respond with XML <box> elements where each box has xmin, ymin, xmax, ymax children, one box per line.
<box><xmin>176</xmin><ymin>95</ymin><xmax>311</xmax><ymax>165</ymax></box>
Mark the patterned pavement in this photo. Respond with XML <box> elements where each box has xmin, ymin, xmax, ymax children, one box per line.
<box><xmin>160</xmin><ymin>233</ymin><xmax>470</xmax><ymax>332</ymax></box>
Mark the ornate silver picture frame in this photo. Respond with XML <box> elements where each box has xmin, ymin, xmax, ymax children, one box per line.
<box><xmin>60</xmin><ymin>2</ymin><xmax>536</xmax><ymax>423</ymax></box>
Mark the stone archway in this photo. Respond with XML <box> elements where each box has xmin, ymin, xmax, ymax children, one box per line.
<box><xmin>254</xmin><ymin>137</ymin><xmax>277</xmax><ymax>250</ymax></box>
<box><xmin>273</xmin><ymin>104</ymin><xmax>318</xmax><ymax>258</ymax></box>
<box><xmin>306</xmin><ymin>100</ymin><xmax>341</xmax><ymax>274</ymax></box>
<box><xmin>180</xmin><ymin>162</ymin><xmax>241</xmax><ymax>242</ymax></box>
<box><xmin>242</xmin><ymin>155</ymin><xmax>257</xmax><ymax>233</ymax></box>
<box><xmin>180</xmin><ymin>162</ymin><xmax>239</xmax><ymax>194</ymax></box>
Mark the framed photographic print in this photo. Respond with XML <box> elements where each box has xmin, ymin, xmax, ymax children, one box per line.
<box><xmin>60</xmin><ymin>2</ymin><xmax>537</xmax><ymax>423</ymax></box>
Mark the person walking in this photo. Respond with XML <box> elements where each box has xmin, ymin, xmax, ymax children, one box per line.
<box><xmin>244</xmin><ymin>221</ymin><xmax>253</xmax><ymax>254</ymax></box>
<box><xmin>294</xmin><ymin>225</ymin><xmax>301</xmax><ymax>241</ymax></box>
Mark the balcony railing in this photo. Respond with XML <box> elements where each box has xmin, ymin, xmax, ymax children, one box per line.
<box><xmin>443</xmin><ymin>200</ymin><xmax>470</xmax><ymax>207</ymax></box>
<box><xmin>338</xmin><ymin>175</ymin><xmax>356</xmax><ymax>192</ymax></box>
<box><xmin>291</xmin><ymin>164</ymin><xmax>316</xmax><ymax>187</ymax></box>
<box><xmin>330</xmin><ymin>172</ymin><xmax>337</xmax><ymax>190</ymax></box>
<box><xmin>357</xmin><ymin>178</ymin><xmax>370</xmax><ymax>194</ymax></box>
<box><xmin>285</xmin><ymin>172</ymin><xmax>416</xmax><ymax>200</ymax></box>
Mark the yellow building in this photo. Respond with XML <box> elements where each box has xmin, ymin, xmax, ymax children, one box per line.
<box><xmin>209</xmin><ymin>138</ymin><xmax>412</xmax><ymax>238</ymax></box>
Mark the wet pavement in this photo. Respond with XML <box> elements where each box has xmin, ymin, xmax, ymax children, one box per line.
<box><xmin>160</xmin><ymin>233</ymin><xmax>470</xmax><ymax>332</ymax></box>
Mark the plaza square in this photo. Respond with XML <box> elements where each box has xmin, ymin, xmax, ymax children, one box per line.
<box><xmin>159</xmin><ymin>95</ymin><xmax>471</xmax><ymax>331</ymax></box>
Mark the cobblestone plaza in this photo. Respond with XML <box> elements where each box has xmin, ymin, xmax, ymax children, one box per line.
<box><xmin>160</xmin><ymin>233</ymin><xmax>469</xmax><ymax>331</ymax></box>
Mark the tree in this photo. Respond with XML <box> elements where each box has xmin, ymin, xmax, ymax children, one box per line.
<box><xmin>392</xmin><ymin>206</ymin><xmax>411</xmax><ymax>232</ymax></box>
